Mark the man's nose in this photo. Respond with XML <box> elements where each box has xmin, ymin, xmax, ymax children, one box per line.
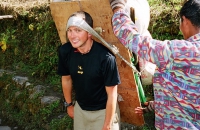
<box><xmin>69</xmin><ymin>31</ymin><xmax>76</xmax><ymax>38</ymax></box>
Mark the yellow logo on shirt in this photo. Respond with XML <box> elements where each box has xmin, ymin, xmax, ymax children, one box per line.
<box><xmin>77</xmin><ymin>65</ymin><xmax>83</xmax><ymax>74</ymax></box>
<box><xmin>78</xmin><ymin>66</ymin><xmax>82</xmax><ymax>70</ymax></box>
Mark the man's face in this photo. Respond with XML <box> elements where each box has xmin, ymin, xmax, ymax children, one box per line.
<box><xmin>179</xmin><ymin>16</ymin><xmax>191</xmax><ymax>40</ymax></box>
<box><xmin>67</xmin><ymin>26</ymin><xmax>89</xmax><ymax>48</ymax></box>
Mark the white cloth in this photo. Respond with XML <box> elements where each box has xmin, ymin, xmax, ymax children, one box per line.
<box><xmin>127</xmin><ymin>0</ymin><xmax>151</xmax><ymax>36</ymax></box>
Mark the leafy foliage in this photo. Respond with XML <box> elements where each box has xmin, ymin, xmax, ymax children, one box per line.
<box><xmin>0</xmin><ymin>73</ymin><xmax>72</xmax><ymax>130</ymax></box>
<box><xmin>0</xmin><ymin>4</ymin><xmax>61</xmax><ymax>84</ymax></box>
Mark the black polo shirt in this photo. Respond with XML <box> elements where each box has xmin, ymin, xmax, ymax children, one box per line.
<box><xmin>58</xmin><ymin>41</ymin><xmax>120</xmax><ymax>111</ymax></box>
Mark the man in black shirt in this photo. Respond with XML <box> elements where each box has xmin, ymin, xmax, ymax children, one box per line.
<box><xmin>57</xmin><ymin>11</ymin><xmax>121</xmax><ymax>130</ymax></box>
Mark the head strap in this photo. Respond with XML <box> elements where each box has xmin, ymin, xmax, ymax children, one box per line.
<box><xmin>66</xmin><ymin>16</ymin><xmax>91</xmax><ymax>33</ymax></box>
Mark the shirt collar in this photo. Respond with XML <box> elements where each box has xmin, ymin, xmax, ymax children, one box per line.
<box><xmin>187</xmin><ymin>33</ymin><xmax>200</xmax><ymax>42</ymax></box>
<box><xmin>74</xmin><ymin>49</ymin><xmax>80</xmax><ymax>53</ymax></box>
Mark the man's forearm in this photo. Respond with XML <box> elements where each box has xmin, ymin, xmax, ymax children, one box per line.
<box><xmin>112</xmin><ymin>9</ymin><xmax>145</xmax><ymax>62</ymax></box>
<box><xmin>62</xmin><ymin>76</ymin><xmax>72</xmax><ymax>103</ymax></box>
<box><xmin>103</xmin><ymin>86</ymin><xmax>118</xmax><ymax>129</ymax></box>
<box><xmin>105</xmin><ymin>95</ymin><xmax>117</xmax><ymax>124</ymax></box>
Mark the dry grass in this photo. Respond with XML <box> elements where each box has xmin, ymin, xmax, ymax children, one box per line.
<box><xmin>0</xmin><ymin>0</ymin><xmax>54</xmax><ymax>17</ymax></box>
<box><xmin>0</xmin><ymin>0</ymin><xmax>51</xmax><ymax>13</ymax></box>
<box><xmin>1</xmin><ymin>0</ymin><xmax>50</xmax><ymax>6</ymax></box>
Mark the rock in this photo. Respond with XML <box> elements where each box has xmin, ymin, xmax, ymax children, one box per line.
<box><xmin>41</xmin><ymin>96</ymin><xmax>61</xmax><ymax>106</ymax></box>
<box><xmin>0</xmin><ymin>126</ymin><xmax>11</xmax><ymax>130</ymax></box>
<box><xmin>12</xmin><ymin>76</ymin><xmax>28</xmax><ymax>87</ymax></box>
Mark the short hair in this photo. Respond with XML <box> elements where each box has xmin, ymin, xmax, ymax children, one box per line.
<box><xmin>68</xmin><ymin>11</ymin><xmax>93</xmax><ymax>28</ymax></box>
<box><xmin>180</xmin><ymin>0</ymin><xmax>200</xmax><ymax>28</ymax></box>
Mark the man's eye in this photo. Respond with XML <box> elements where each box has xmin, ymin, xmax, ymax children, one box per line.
<box><xmin>75</xmin><ymin>29</ymin><xmax>82</xmax><ymax>32</ymax></box>
<box><xmin>67</xmin><ymin>29</ymin><xmax>72</xmax><ymax>32</ymax></box>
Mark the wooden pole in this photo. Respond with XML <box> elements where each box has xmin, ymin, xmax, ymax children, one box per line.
<box><xmin>0</xmin><ymin>15</ymin><xmax>13</xmax><ymax>20</ymax></box>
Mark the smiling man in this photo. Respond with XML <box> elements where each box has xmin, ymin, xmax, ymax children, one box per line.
<box><xmin>57</xmin><ymin>11</ymin><xmax>121</xmax><ymax>130</ymax></box>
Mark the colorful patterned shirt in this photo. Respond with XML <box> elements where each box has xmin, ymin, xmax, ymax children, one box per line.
<box><xmin>112</xmin><ymin>10</ymin><xmax>200</xmax><ymax>130</ymax></box>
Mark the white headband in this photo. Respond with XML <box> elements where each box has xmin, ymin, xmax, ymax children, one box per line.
<box><xmin>66</xmin><ymin>16</ymin><xmax>92</xmax><ymax>33</ymax></box>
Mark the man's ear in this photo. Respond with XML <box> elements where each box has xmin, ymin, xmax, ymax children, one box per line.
<box><xmin>88</xmin><ymin>33</ymin><xmax>92</xmax><ymax>38</ymax></box>
<box><xmin>182</xmin><ymin>16</ymin><xmax>190</xmax><ymax>26</ymax></box>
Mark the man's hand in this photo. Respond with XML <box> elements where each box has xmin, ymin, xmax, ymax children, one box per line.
<box><xmin>109</xmin><ymin>0</ymin><xmax>127</xmax><ymax>11</ymax></box>
<box><xmin>135</xmin><ymin>101</ymin><xmax>155</xmax><ymax>116</ymax></box>
<box><xmin>135</xmin><ymin>107</ymin><xmax>145</xmax><ymax>116</ymax></box>
<box><xmin>67</xmin><ymin>105</ymin><xmax>74</xmax><ymax>118</ymax></box>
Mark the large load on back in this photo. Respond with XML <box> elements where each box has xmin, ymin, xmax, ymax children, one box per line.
<box><xmin>50</xmin><ymin>0</ymin><xmax>152</xmax><ymax>126</ymax></box>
